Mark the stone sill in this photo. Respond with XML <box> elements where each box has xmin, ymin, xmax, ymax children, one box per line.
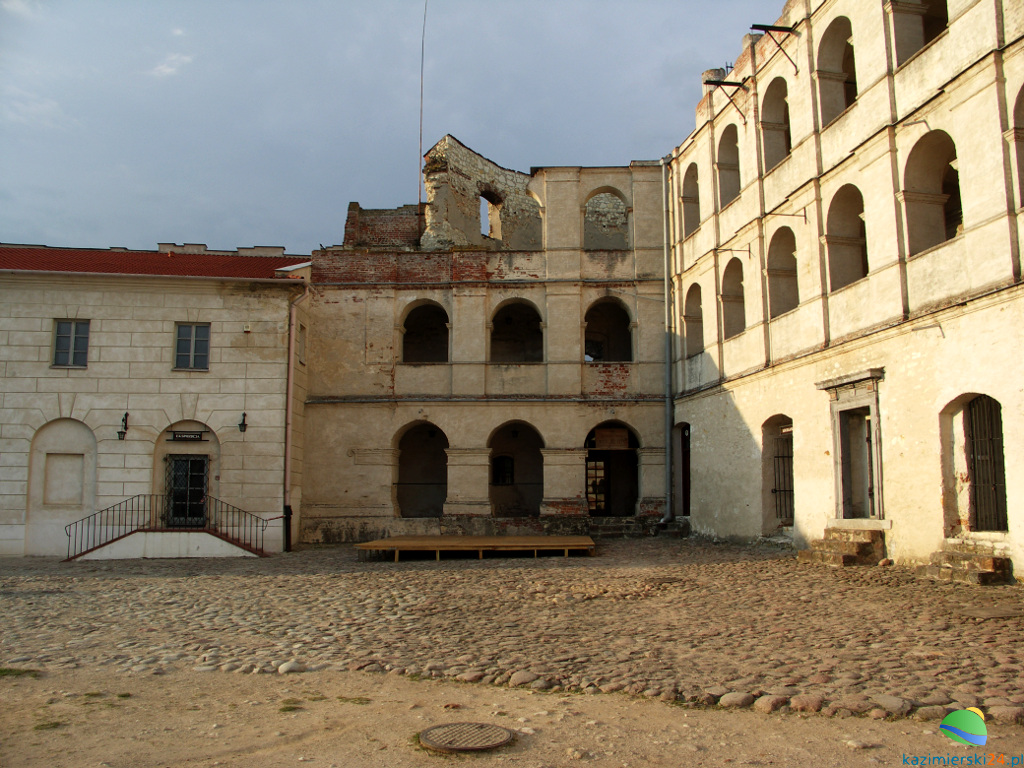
<box><xmin>826</xmin><ymin>518</ymin><xmax>892</xmax><ymax>531</ymax></box>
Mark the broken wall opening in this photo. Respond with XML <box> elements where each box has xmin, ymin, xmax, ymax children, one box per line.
<box><xmin>421</xmin><ymin>135</ymin><xmax>543</xmax><ymax>251</ymax></box>
<box><xmin>583</xmin><ymin>191</ymin><xmax>628</xmax><ymax>250</ymax></box>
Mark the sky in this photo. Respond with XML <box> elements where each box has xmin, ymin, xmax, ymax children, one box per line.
<box><xmin>0</xmin><ymin>0</ymin><xmax>770</xmax><ymax>255</ymax></box>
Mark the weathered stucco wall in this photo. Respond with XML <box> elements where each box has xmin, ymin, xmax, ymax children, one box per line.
<box><xmin>301</xmin><ymin>148</ymin><xmax>669</xmax><ymax>542</ymax></box>
<box><xmin>669</xmin><ymin>0</ymin><xmax>1024</xmax><ymax>569</ymax></box>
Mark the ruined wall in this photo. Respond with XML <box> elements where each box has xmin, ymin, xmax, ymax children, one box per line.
<box><xmin>342</xmin><ymin>203</ymin><xmax>423</xmax><ymax>250</ymax></box>
<box><xmin>420</xmin><ymin>135</ymin><xmax>542</xmax><ymax>251</ymax></box>
<box><xmin>583</xmin><ymin>192</ymin><xmax>629</xmax><ymax>250</ymax></box>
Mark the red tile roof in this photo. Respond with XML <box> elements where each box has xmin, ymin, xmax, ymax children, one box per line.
<box><xmin>0</xmin><ymin>245</ymin><xmax>309</xmax><ymax>279</ymax></box>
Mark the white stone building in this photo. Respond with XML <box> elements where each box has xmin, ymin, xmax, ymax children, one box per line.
<box><xmin>667</xmin><ymin>0</ymin><xmax>1024</xmax><ymax>576</ymax></box>
<box><xmin>0</xmin><ymin>244</ymin><xmax>310</xmax><ymax>557</ymax></box>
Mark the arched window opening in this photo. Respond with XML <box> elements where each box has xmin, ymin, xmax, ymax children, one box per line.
<box><xmin>717</xmin><ymin>125</ymin><xmax>741</xmax><ymax>207</ymax></box>
<box><xmin>922</xmin><ymin>0</ymin><xmax>948</xmax><ymax>47</ymax></box>
<box><xmin>480</xmin><ymin>190</ymin><xmax>502</xmax><ymax>240</ymax></box>
<box><xmin>818</xmin><ymin>17</ymin><xmax>857</xmax><ymax>126</ymax></box>
<box><xmin>585</xmin><ymin>422</ymin><xmax>639</xmax><ymax>517</ymax></box>
<box><xmin>490</xmin><ymin>302</ymin><xmax>543</xmax><ymax>363</ymax></box>
<box><xmin>942</xmin><ymin>395</ymin><xmax>1007</xmax><ymax>535</ymax></box>
<box><xmin>761</xmin><ymin>415</ymin><xmax>794</xmax><ymax>533</ymax></box>
<box><xmin>489</xmin><ymin>422</ymin><xmax>544</xmax><ymax>517</ymax></box>
<box><xmin>721</xmin><ymin>258</ymin><xmax>746</xmax><ymax>339</ymax></box>
<box><xmin>402</xmin><ymin>303</ymin><xmax>449</xmax><ymax>363</ymax></box>
<box><xmin>584</xmin><ymin>300</ymin><xmax>632</xmax><ymax>362</ymax></box>
<box><xmin>684</xmin><ymin>284</ymin><xmax>704</xmax><ymax>357</ymax></box>
<box><xmin>893</xmin><ymin>0</ymin><xmax>949</xmax><ymax>64</ymax></box>
<box><xmin>761</xmin><ymin>78</ymin><xmax>792</xmax><ymax>172</ymax></box>
<box><xmin>904</xmin><ymin>130</ymin><xmax>961</xmax><ymax>255</ymax></box>
<box><xmin>767</xmin><ymin>228</ymin><xmax>799</xmax><ymax>318</ymax></box>
<box><xmin>826</xmin><ymin>185</ymin><xmax>868</xmax><ymax>291</ymax></box>
<box><xmin>682</xmin><ymin>164</ymin><xmax>701</xmax><ymax>237</ymax></box>
<box><xmin>397</xmin><ymin>423</ymin><xmax>449</xmax><ymax>518</ymax></box>
<box><xmin>583</xmin><ymin>191</ymin><xmax>628</xmax><ymax>250</ymax></box>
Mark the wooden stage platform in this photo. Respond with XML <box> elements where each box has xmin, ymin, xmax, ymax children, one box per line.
<box><xmin>354</xmin><ymin>535</ymin><xmax>596</xmax><ymax>561</ymax></box>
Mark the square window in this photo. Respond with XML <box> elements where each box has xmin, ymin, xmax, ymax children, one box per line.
<box><xmin>175</xmin><ymin>323</ymin><xmax>210</xmax><ymax>370</ymax></box>
<box><xmin>53</xmin><ymin>320</ymin><xmax>89</xmax><ymax>367</ymax></box>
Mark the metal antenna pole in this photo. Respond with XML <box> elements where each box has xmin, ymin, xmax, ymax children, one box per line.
<box><xmin>419</xmin><ymin>0</ymin><xmax>428</xmax><ymax>207</ymax></box>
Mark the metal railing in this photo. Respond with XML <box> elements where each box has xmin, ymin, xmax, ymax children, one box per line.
<box><xmin>204</xmin><ymin>497</ymin><xmax>269</xmax><ymax>555</ymax></box>
<box><xmin>65</xmin><ymin>494</ymin><xmax>268</xmax><ymax>560</ymax></box>
<box><xmin>65</xmin><ymin>494</ymin><xmax>161</xmax><ymax>560</ymax></box>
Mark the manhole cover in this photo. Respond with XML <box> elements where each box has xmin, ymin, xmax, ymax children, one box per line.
<box><xmin>418</xmin><ymin>722</ymin><xmax>514</xmax><ymax>753</ymax></box>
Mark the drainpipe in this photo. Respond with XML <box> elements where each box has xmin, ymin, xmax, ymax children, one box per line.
<box><xmin>660</xmin><ymin>157</ymin><xmax>675</xmax><ymax>523</ymax></box>
<box><xmin>284</xmin><ymin>281</ymin><xmax>310</xmax><ymax>551</ymax></box>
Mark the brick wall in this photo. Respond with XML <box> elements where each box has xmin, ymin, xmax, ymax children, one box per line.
<box><xmin>342</xmin><ymin>203</ymin><xmax>424</xmax><ymax>249</ymax></box>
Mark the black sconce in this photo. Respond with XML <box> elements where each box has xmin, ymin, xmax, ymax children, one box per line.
<box><xmin>117</xmin><ymin>412</ymin><xmax>129</xmax><ymax>441</ymax></box>
<box><xmin>238</xmin><ymin>412</ymin><xmax>248</xmax><ymax>433</ymax></box>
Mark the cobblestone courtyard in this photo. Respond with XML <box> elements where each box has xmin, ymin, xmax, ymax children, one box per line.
<box><xmin>2</xmin><ymin>539</ymin><xmax>1023</xmax><ymax>722</ymax></box>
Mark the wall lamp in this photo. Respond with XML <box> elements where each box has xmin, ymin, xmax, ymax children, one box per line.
<box><xmin>238</xmin><ymin>412</ymin><xmax>248</xmax><ymax>433</ymax></box>
<box><xmin>117</xmin><ymin>412</ymin><xmax>129</xmax><ymax>441</ymax></box>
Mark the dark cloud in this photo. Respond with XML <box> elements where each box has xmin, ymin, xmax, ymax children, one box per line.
<box><xmin>0</xmin><ymin>0</ymin><xmax>768</xmax><ymax>253</ymax></box>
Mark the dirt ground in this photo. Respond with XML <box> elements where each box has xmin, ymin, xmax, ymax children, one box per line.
<box><xmin>3</xmin><ymin>666</ymin><xmax>1023</xmax><ymax>768</ymax></box>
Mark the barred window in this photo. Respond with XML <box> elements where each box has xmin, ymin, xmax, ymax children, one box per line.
<box><xmin>491</xmin><ymin>455</ymin><xmax>514</xmax><ymax>486</ymax></box>
<box><xmin>53</xmin><ymin>320</ymin><xmax>89</xmax><ymax>367</ymax></box>
<box><xmin>175</xmin><ymin>323</ymin><xmax>210</xmax><ymax>370</ymax></box>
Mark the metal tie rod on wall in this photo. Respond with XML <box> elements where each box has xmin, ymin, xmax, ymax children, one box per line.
<box><xmin>751</xmin><ymin>24</ymin><xmax>799</xmax><ymax>74</ymax></box>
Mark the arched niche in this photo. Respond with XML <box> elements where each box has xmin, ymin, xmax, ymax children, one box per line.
<box><xmin>26</xmin><ymin>419</ymin><xmax>97</xmax><ymax>555</ymax></box>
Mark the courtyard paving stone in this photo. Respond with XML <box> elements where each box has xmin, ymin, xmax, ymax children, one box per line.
<box><xmin>1</xmin><ymin>538</ymin><xmax>1021</xmax><ymax>718</ymax></box>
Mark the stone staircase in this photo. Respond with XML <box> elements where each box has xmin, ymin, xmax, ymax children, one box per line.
<box><xmin>916</xmin><ymin>539</ymin><xmax>1013</xmax><ymax>585</ymax></box>
<box><xmin>797</xmin><ymin>527</ymin><xmax>885</xmax><ymax>567</ymax></box>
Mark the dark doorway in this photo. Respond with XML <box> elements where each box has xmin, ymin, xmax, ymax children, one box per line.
<box><xmin>839</xmin><ymin>408</ymin><xmax>873</xmax><ymax>518</ymax></box>
<box><xmin>489</xmin><ymin>422</ymin><xmax>544</xmax><ymax>517</ymax></box>
<box><xmin>674</xmin><ymin>423</ymin><xmax>690</xmax><ymax>518</ymax></box>
<box><xmin>585</xmin><ymin>423</ymin><xmax>639</xmax><ymax>517</ymax></box>
<box><xmin>762</xmin><ymin>416</ymin><xmax>794</xmax><ymax>528</ymax></box>
<box><xmin>397</xmin><ymin>423</ymin><xmax>449</xmax><ymax>518</ymax></box>
<box><xmin>166</xmin><ymin>455</ymin><xmax>208</xmax><ymax>527</ymax></box>
<box><xmin>966</xmin><ymin>395</ymin><xmax>1007</xmax><ymax>532</ymax></box>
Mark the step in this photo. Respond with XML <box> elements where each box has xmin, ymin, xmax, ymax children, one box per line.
<box><xmin>915</xmin><ymin>564</ymin><xmax>1009</xmax><ymax>586</ymax></box>
<box><xmin>797</xmin><ymin>549</ymin><xmax>860</xmax><ymax>567</ymax></box>
<box><xmin>822</xmin><ymin>528</ymin><xmax>884</xmax><ymax>544</ymax></box>
<box><xmin>929</xmin><ymin>550</ymin><xmax>1011</xmax><ymax>573</ymax></box>
<box><xmin>939</xmin><ymin>538</ymin><xmax>1007</xmax><ymax>556</ymax></box>
<box><xmin>810</xmin><ymin>539</ymin><xmax>872</xmax><ymax>557</ymax></box>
